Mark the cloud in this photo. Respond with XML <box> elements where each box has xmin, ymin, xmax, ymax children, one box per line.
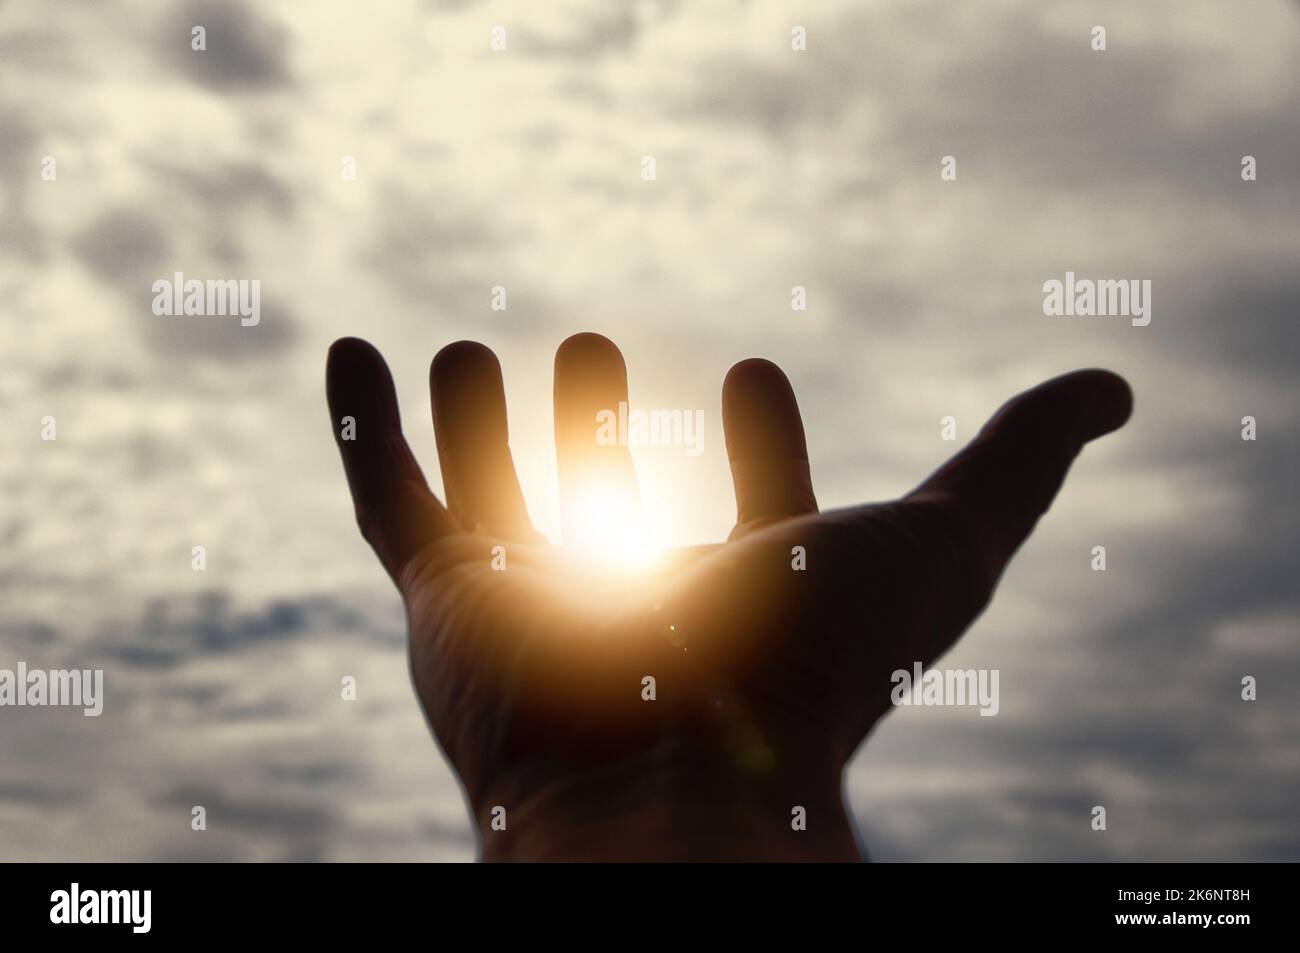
<box><xmin>356</xmin><ymin>180</ymin><xmax>531</xmax><ymax>330</ymax></box>
<box><xmin>69</xmin><ymin>207</ymin><xmax>300</xmax><ymax>362</ymax></box>
<box><xmin>1178</xmin><ymin>265</ymin><xmax>1300</xmax><ymax>378</ymax></box>
<box><xmin>71</xmin><ymin>208</ymin><xmax>171</xmax><ymax>284</ymax></box>
<box><xmin>159</xmin><ymin>785</ymin><xmax>336</xmax><ymax>838</ymax></box>
<box><xmin>138</xmin><ymin>158</ymin><xmax>296</xmax><ymax>219</ymax></box>
<box><xmin>95</xmin><ymin>591</ymin><xmax>373</xmax><ymax>670</ymax></box>
<box><xmin>159</xmin><ymin>1</ymin><xmax>292</xmax><ymax>92</ymax></box>
<box><xmin>512</xmin><ymin>8</ymin><xmax>643</xmax><ymax>60</ymax></box>
<box><xmin>0</xmin><ymin>781</ymin><xmax>85</xmax><ymax>809</ymax></box>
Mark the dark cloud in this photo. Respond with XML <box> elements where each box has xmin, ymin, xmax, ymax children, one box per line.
<box><xmin>673</xmin><ymin>53</ymin><xmax>862</xmax><ymax>138</ymax></box>
<box><xmin>71</xmin><ymin>208</ymin><xmax>170</xmax><ymax>283</ymax></box>
<box><xmin>160</xmin><ymin>1</ymin><xmax>291</xmax><ymax>92</ymax></box>
<box><xmin>1097</xmin><ymin>407</ymin><xmax>1300</xmax><ymax>660</ymax></box>
<box><xmin>265</xmin><ymin>761</ymin><xmax>360</xmax><ymax>786</ymax></box>
<box><xmin>513</xmin><ymin>12</ymin><xmax>640</xmax><ymax>60</ymax></box>
<box><xmin>860</xmin><ymin>663</ymin><xmax>1300</xmax><ymax>862</ymax></box>
<box><xmin>138</xmin><ymin>298</ymin><xmax>300</xmax><ymax>362</ymax></box>
<box><xmin>358</xmin><ymin>181</ymin><xmax>526</xmax><ymax>324</ymax></box>
<box><xmin>70</xmin><ymin>207</ymin><xmax>300</xmax><ymax>362</ymax></box>
<box><xmin>1176</xmin><ymin>265</ymin><xmax>1300</xmax><ymax>378</ymax></box>
<box><xmin>0</xmin><ymin>620</ymin><xmax>57</xmax><ymax>647</ymax></box>
<box><xmin>511</xmin><ymin>2</ymin><xmax>681</xmax><ymax>60</ymax></box>
<box><xmin>214</xmin><ymin>698</ymin><xmax>298</xmax><ymax>722</ymax></box>
<box><xmin>160</xmin><ymin>682</ymin><xmax>225</xmax><ymax>708</ymax></box>
<box><xmin>0</xmin><ymin>29</ymin><xmax>71</xmax><ymax>69</ymax></box>
<box><xmin>37</xmin><ymin>363</ymin><xmax>138</xmax><ymax>392</ymax></box>
<box><xmin>418</xmin><ymin>818</ymin><xmax>477</xmax><ymax>850</ymax></box>
<box><xmin>159</xmin><ymin>784</ymin><xmax>335</xmax><ymax>838</ymax></box>
<box><xmin>0</xmin><ymin>781</ymin><xmax>85</xmax><ymax>808</ymax></box>
<box><xmin>907</xmin><ymin>19</ymin><xmax>1300</xmax><ymax>200</ymax></box>
<box><xmin>0</xmin><ymin>107</ymin><xmax>50</xmax><ymax>261</ymax></box>
<box><xmin>153</xmin><ymin>843</ymin><xmax>246</xmax><ymax>862</ymax></box>
<box><xmin>97</xmin><ymin>591</ymin><xmax>372</xmax><ymax>669</ymax></box>
<box><xmin>0</xmin><ymin>108</ymin><xmax>38</xmax><ymax>179</ymax></box>
<box><xmin>0</xmin><ymin>214</ymin><xmax>45</xmax><ymax>262</ymax></box>
<box><xmin>671</xmin><ymin>3</ymin><xmax>1300</xmax><ymax>209</ymax></box>
<box><xmin>138</xmin><ymin>158</ymin><xmax>296</xmax><ymax>218</ymax></box>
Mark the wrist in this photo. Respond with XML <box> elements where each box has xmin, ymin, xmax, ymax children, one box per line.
<box><xmin>473</xmin><ymin>748</ymin><xmax>860</xmax><ymax>862</ymax></box>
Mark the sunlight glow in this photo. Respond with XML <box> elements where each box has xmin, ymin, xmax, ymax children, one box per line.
<box><xmin>566</xmin><ymin>486</ymin><xmax>663</xmax><ymax>571</ymax></box>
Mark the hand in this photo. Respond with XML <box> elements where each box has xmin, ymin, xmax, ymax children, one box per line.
<box><xmin>326</xmin><ymin>333</ymin><xmax>1132</xmax><ymax>861</ymax></box>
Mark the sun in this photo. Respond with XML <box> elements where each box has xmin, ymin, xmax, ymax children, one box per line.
<box><xmin>566</xmin><ymin>485</ymin><xmax>663</xmax><ymax>571</ymax></box>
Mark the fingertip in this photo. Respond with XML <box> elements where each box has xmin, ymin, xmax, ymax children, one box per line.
<box><xmin>721</xmin><ymin>357</ymin><xmax>817</xmax><ymax>522</ymax></box>
<box><xmin>327</xmin><ymin>337</ymin><xmax>388</xmax><ymax>388</ymax></box>
<box><xmin>326</xmin><ymin>336</ymin><xmax>401</xmax><ymax>428</ymax></box>
<box><xmin>554</xmin><ymin>332</ymin><xmax>626</xmax><ymax>375</ymax></box>
<box><xmin>723</xmin><ymin>357</ymin><xmax>790</xmax><ymax>396</ymax></box>
<box><xmin>328</xmin><ymin>336</ymin><xmax>378</xmax><ymax>362</ymax></box>
<box><xmin>431</xmin><ymin>340</ymin><xmax>500</xmax><ymax>383</ymax></box>
<box><xmin>553</xmin><ymin>331</ymin><xmax>632</xmax><ymax>420</ymax></box>
<box><xmin>1070</xmin><ymin>369</ymin><xmax>1134</xmax><ymax>441</ymax></box>
<box><xmin>989</xmin><ymin>368</ymin><xmax>1133</xmax><ymax>447</ymax></box>
<box><xmin>429</xmin><ymin>339</ymin><xmax>510</xmax><ymax>449</ymax></box>
<box><xmin>722</xmin><ymin>358</ymin><xmax>801</xmax><ymax>447</ymax></box>
<box><xmin>722</xmin><ymin>357</ymin><xmax>800</xmax><ymax>427</ymax></box>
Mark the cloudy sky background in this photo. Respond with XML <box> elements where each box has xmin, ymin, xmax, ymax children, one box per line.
<box><xmin>1</xmin><ymin>0</ymin><xmax>1297</xmax><ymax>861</ymax></box>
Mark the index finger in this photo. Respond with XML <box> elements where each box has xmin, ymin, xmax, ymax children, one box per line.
<box><xmin>327</xmin><ymin>337</ymin><xmax>456</xmax><ymax>586</ymax></box>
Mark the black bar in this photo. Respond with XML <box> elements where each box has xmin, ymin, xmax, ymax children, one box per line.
<box><xmin>4</xmin><ymin>862</ymin><xmax>1284</xmax><ymax>939</ymax></box>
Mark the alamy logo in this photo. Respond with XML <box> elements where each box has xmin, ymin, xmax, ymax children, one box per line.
<box><xmin>596</xmin><ymin>401</ymin><xmax>704</xmax><ymax>456</ymax></box>
<box><xmin>1042</xmin><ymin>271</ymin><xmax>1151</xmax><ymax>327</ymax></box>
<box><xmin>0</xmin><ymin>663</ymin><xmax>103</xmax><ymax>716</ymax></box>
<box><xmin>50</xmin><ymin>883</ymin><xmax>151</xmax><ymax>934</ymax></box>
<box><xmin>890</xmin><ymin>662</ymin><xmax>1000</xmax><ymax>716</ymax></box>
<box><xmin>151</xmin><ymin>272</ymin><xmax>261</xmax><ymax>326</ymax></box>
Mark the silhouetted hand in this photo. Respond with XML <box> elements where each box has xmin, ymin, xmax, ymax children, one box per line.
<box><xmin>326</xmin><ymin>333</ymin><xmax>1132</xmax><ymax>861</ymax></box>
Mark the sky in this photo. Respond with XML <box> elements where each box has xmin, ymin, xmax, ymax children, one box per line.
<box><xmin>1</xmin><ymin>0</ymin><xmax>1297</xmax><ymax>861</ymax></box>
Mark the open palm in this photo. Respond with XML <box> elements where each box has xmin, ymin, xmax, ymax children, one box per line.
<box><xmin>326</xmin><ymin>332</ymin><xmax>1132</xmax><ymax>861</ymax></box>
